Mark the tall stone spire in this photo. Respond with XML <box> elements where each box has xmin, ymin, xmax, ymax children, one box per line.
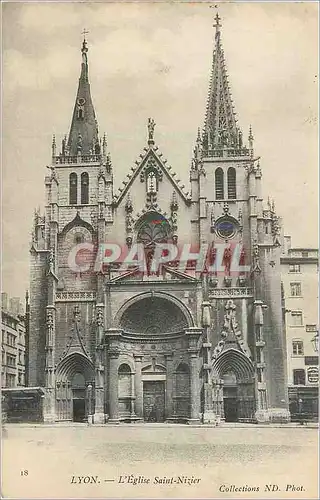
<box><xmin>67</xmin><ymin>33</ymin><xmax>100</xmax><ymax>156</ymax></box>
<box><xmin>203</xmin><ymin>13</ymin><xmax>242</xmax><ymax>153</ymax></box>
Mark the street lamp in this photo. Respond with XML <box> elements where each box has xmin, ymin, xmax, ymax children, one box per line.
<box><xmin>87</xmin><ymin>384</ymin><xmax>93</xmax><ymax>425</ymax></box>
<box><xmin>311</xmin><ymin>331</ymin><xmax>319</xmax><ymax>353</ymax></box>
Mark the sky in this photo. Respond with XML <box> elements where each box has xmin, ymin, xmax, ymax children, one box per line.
<box><xmin>2</xmin><ymin>1</ymin><xmax>318</xmax><ymax>301</ymax></box>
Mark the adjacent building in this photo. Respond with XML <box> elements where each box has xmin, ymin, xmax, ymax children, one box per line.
<box><xmin>281</xmin><ymin>238</ymin><xmax>319</xmax><ymax>420</ymax></box>
<box><xmin>29</xmin><ymin>15</ymin><xmax>290</xmax><ymax>424</ymax></box>
<box><xmin>1</xmin><ymin>293</ymin><xmax>27</xmax><ymax>388</ymax></box>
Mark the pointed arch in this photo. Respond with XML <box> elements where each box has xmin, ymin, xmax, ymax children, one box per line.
<box><xmin>227</xmin><ymin>167</ymin><xmax>236</xmax><ymax>199</ymax></box>
<box><xmin>215</xmin><ymin>168</ymin><xmax>224</xmax><ymax>200</ymax></box>
<box><xmin>81</xmin><ymin>172</ymin><xmax>89</xmax><ymax>204</ymax></box>
<box><xmin>56</xmin><ymin>352</ymin><xmax>94</xmax><ymax>382</ymax></box>
<box><xmin>212</xmin><ymin>348</ymin><xmax>254</xmax><ymax>382</ymax></box>
<box><xmin>69</xmin><ymin>173</ymin><xmax>78</xmax><ymax>205</ymax></box>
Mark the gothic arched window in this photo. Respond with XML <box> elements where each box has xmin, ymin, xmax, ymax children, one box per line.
<box><xmin>227</xmin><ymin>167</ymin><xmax>237</xmax><ymax>199</ymax></box>
<box><xmin>81</xmin><ymin>172</ymin><xmax>89</xmax><ymax>205</ymax></box>
<box><xmin>146</xmin><ymin>171</ymin><xmax>157</xmax><ymax>193</ymax></box>
<box><xmin>77</xmin><ymin>107</ymin><xmax>84</xmax><ymax>120</ymax></box>
<box><xmin>136</xmin><ymin>213</ymin><xmax>171</xmax><ymax>248</ymax></box>
<box><xmin>215</xmin><ymin>168</ymin><xmax>224</xmax><ymax>200</ymax></box>
<box><xmin>69</xmin><ymin>173</ymin><xmax>78</xmax><ymax>205</ymax></box>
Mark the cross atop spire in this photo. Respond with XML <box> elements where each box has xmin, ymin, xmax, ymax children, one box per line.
<box><xmin>213</xmin><ymin>12</ymin><xmax>221</xmax><ymax>35</ymax></box>
<box><xmin>82</xmin><ymin>28</ymin><xmax>89</xmax><ymax>40</ymax></box>
<box><xmin>202</xmin><ymin>12</ymin><xmax>246</xmax><ymax>155</ymax></box>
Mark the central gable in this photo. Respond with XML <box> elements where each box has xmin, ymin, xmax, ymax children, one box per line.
<box><xmin>113</xmin><ymin>145</ymin><xmax>191</xmax><ymax>208</ymax></box>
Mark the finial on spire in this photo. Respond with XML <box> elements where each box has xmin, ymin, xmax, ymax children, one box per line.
<box><xmin>210</xmin><ymin>5</ymin><xmax>221</xmax><ymax>36</ymax></box>
<box><xmin>248</xmin><ymin>125</ymin><xmax>254</xmax><ymax>149</ymax></box>
<box><xmin>197</xmin><ymin>127</ymin><xmax>201</xmax><ymax>143</ymax></box>
<box><xmin>214</xmin><ymin>12</ymin><xmax>221</xmax><ymax>33</ymax></box>
<box><xmin>52</xmin><ymin>134</ymin><xmax>56</xmax><ymax>157</ymax></box>
<box><xmin>102</xmin><ymin>133</ymin><xmax>107</xmax><ymax>157</ymax></box>
<box><xmin>82</xmin><ymin>29</ymin><xmax>89</xmax><ymax>50</ymax></box>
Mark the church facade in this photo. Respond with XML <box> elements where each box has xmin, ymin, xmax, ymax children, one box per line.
<box><xmin>29</xmin><ymin>15</ymin><xmax>290</xmax><ymax>424</ymax></box>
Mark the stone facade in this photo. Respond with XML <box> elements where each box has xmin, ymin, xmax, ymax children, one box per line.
<box><xmin>29</xmin><ymin>18</ymin><xmax>289</xmax><ymax>424</ymax></box>
<box><xmin>1</xmin><ymin>293</ymin><xmax>26</xmax><ymax>388</ymax></box>
<box><xmin>281</xmin><ymin>238</ymin><xmax>318</xmax><ymax>420</ymax></box>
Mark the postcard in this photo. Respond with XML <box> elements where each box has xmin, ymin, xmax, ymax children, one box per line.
<box><xmin>1</xmin><ymin>2</ymin><xmax>318</xmax><ymax>499</ymax></box>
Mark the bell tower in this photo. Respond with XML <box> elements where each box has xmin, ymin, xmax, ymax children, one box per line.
<box><xmin>29</xmin><ymin>34</ymin><xmax>113</xmax><ymax>423</ymax></box>
<box><xmin>190</xmin><ymin>12</ymin><xmax>289</xmax><ymax>423</ymax></box>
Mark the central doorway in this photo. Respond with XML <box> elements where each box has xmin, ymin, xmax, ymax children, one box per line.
<box><xmin>143</xmin><ymin>381</ymin><xmax>165</xmax><ymax>422</ymax></box>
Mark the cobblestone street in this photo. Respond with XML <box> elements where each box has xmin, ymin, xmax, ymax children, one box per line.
<box><xmin>2</xmin><ymin>424</ymin><xmax>318</xmax><ymax>499</ymax></box>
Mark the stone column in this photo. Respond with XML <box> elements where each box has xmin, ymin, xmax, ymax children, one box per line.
<box><xmin>189</xmin><ymin>352</ymin><xmax>200</xmax><ymax>423</ymax></box>
<box><xmin>94</xmin><ymin>303</ymin><xmax>105</xmax><ymax>424</ymax></box>
<box><xmin>185</xmin><ymin>328</ymin><xmax>202</xmax><ymax>424</ymax></box>
<box><xmin>134</xmin><ymin>355</ymin><xmax>143</xmax><ymax>420</ymax></box>
<box><xmin>106</xmin><ymin>329</ymin><xmax>122</xmax><ymax>423</ymax></box>
<box><xmin>43</xmin><ymin>305</ymin><xmax>56</xmax><ymax>423</ymax></box>
<box><xmin>93</xmin><ymin>351</ymin><xmax>105</xmax><ymax>424</ymax></box>
<box><xmin>165</xmin><ymin>353</ymin><xmax>174</xmax><ymax>420</ymax></box>
<box><xmin>108</xmin><ymin>351</ymin><xmax>119</xmax><ymax>423</ymax></box>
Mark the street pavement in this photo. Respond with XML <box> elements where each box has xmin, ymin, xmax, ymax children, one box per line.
<box><xmin>2</xmin><ymin>424</ymin><xmax>318</xmax><ymax>499</ymax></box>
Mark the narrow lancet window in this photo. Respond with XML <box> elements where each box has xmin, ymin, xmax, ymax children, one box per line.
<box><xmin>215</xmin><ymin>168</ymin><xmax>224</xmax><ymax>200</ymax></box>
<box><xmin>69</xmin><ymin>173</ymin><xmax>78</xmax><ymax>205</ymax></box>
<box><xmin>227</xmin><ymin>167</ymin><xmax>236</xmax><ymax>199</ymax></box>
<box><xmin>81</xmin><ymin>172</ymin><xmax>89</xmax><ymax>204</ymax></box>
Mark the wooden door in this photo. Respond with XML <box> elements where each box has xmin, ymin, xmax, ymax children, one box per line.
<box><xmin>143</xmin><ymin>381</ymin><xmax>165</xmax><ymax>422</ymax></box>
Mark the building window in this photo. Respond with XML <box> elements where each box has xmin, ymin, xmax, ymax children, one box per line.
<box><xmin>291</xmin><ymin>311</ymin><xmax>303</xmax><ymax>326</ymax></box>
<box><xmin>7</xmin><ymin>333</ymin><xmax>16</xmax><ymax>347</ymax></box>
<box><xmin>306</xmin><ymin>324</ymin><xmax>317</xmax><ymax>332</ymax></box>
<box><xmin>7</xmin><ymin>354</ymin><xmax>16</xmax><ymax>367</ymax></box>
<box><xmin>69</xmin><ymin>173</ymin><xmax>78</xmax><ymax>205</ymax></box>
<box><xmin>289</xmin><ymin>264</ymin><xmax>301</xmax><ymax>273</ymax></box>
<box><xmin>6</xmin><ymin>373</ymin><xmax>16</xmax><ymax>388</ymax></box>
<box><xmin>293</xmin><ymin>369</ymin><xmax>306</xmax><ymax>385</ymax></box>
<box><xmin>290</xmin><ymin>282</ymin><xmax>302</xmax><ymax>296</ymax></box>
<box><xmin>215</xmin><ymin>168</ymin><xmax>224</xmax><ymax>200</ymax></box>
<box><xmin>227</xmin><ymin>167</ymin><xmax>236</xmax><ymax>199</ymax></box>
<box><xmin>81</xmin><ymin>172</ymin><xmax>89</xmax><ymax>204</ymax></box>
<box><xmin>2</xmin><ymin>329</ymin><xmax>5</xmax><ymax>343</ymax></box>
<box><xmin>305</xmin><ymin>356</ymin><xmax>319</xmax><ymax>366</ymax></box>
<box><xmin>292</xmin><ymin>340</ymin><xmax>304</xmax><ymax>356</ymax></box>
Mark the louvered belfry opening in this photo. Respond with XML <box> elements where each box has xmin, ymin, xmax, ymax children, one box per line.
<box><xmin>81</xmin><ymin>172</ymin><xmax>89</xmax><ymax>204</ymax></box>
<box><xmin>69</xmin><ymin>173</ymin><xmax>77</xmax><ymax>205</ymax></box>
<box><xmin>227</xmin><ymin>167</ymin><xmax>236</xmax><ymax>199</ymax></box>
<box><xmin>215</xmin><ymin>167</ymin><xmax>224</xmax><ymax>200</ymax></box>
